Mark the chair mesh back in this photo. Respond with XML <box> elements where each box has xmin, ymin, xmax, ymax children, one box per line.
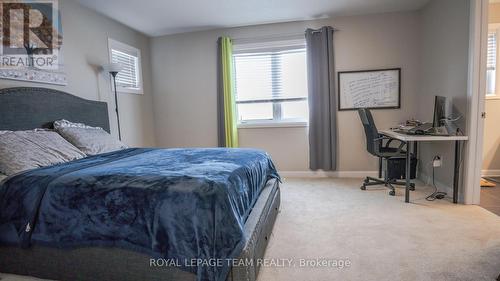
<box><xmin>358</xmin><ymin>108</ymin><xmax>381</xmax><ymax>156</ymax></box>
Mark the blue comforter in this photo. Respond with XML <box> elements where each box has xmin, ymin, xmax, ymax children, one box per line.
<box><xmin>0</xmin><ymin>148</ymin><xmax>279</xmax><ymax>281</ymax></box>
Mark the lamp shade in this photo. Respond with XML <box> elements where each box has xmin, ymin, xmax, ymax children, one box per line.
<box><xmin>103</xmin><ymin>63</ymin><xmax>122</xmax><ymax>74</ymax></box>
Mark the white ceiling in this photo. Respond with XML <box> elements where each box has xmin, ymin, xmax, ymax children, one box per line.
<box><xmin>78</xmin><ymin>0</ymin><xmax>431</xmax><ymax>37</ymax></box>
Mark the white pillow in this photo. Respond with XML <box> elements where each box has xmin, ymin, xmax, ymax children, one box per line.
<box><xmin>54</xmin><ymin>119</ymin><xmax>101</xmax><ymax>130</ymax></box>
<box><xmin>54</xmin><ymin>120</ymin><xmax>127</xmax><ymax>156</ymax></box>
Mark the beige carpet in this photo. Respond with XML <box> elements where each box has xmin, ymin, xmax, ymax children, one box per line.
<box><xmin>1</xmin><ymin>178</ymin><xmax>500</xmax><ymax>281</ymax></box>
<box><xmin>256</xmin><ymin>178</ymin><xmax>500</xmax><ymax>281</ymax></box>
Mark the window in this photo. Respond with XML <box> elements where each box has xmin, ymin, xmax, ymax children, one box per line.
<box><xmin>486</xmin><ymin>25</ymin><xmax>500</xmax><ymax>99</ymax></box>
<box><xmin>108</xmin><ymin>38</ymin><xmax>143</xmax><ymax>94</ymax></box>
<box><xmin>487</xmin><ymin>31</ymin><xmax>497</xmax><ymax>97</ymax></box>
<box><xmin>233</xmin><ymin>40</ymin><xmax>308</xmax><ymax>126</ymax></box>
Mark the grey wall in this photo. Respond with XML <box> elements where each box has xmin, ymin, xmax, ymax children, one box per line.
<box><xmin>417</xmin><ymin>0</ymin><xmax>470</xmax><ymax>191</ymax></box>
<box><xmin>0</xmin><ymin>0</ymin><xmax>156</xmax><ymax>147</ymax></box>
<box><xmin>2</xmin><ymin>0</ymin><xmax>469</xmax><ymax>179</ymax></box>
<box><xmin>150</xmin><ymin>12</ymin><xmax>422</xmax><ymax>172</ymax></box>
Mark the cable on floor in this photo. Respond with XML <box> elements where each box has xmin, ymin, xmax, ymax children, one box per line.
<box><xmin>425</xmin><ymin>156</ymin><xmax>447</xmax><ymax>201</ymax></box>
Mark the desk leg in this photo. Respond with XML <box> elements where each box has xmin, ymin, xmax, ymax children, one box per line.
<box><xmin>378</xmin><ymin>157</ymin><xmax>383</xmax><ymax>178</ymax></box>
<box><xmin>405</xmin><ymin>141</ymin><xmax>412</xmax><ymax>203</ymax></box>
<box><xmin>453</xmin><ymin>140</ymin><xmax>461</xmax><ymax>204</ymax></box>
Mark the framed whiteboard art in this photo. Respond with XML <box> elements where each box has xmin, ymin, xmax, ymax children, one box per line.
<box><xmin>338</xmin><ymin>68</ymin><xmax>401</xmax><ymax>111</ymax></box>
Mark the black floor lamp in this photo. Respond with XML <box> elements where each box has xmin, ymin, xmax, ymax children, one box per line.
<box><xmin>104</xmin><ymin>63</ymin><xmax>123</xmax><ymax>140</ymax></box>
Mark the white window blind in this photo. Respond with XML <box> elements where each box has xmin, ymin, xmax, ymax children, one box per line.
<box><xmin>111</xmin><ymin>49</ymin><xmax>139</xmax><ymax>89</ymax></box>
<box><xmin>487</xmin><ymin>32</ymin><xmax>496</xmax><ymax>71</ymax></box>
<box><xmin>233</xmin><ymin>46</ymin><xmax>308</xmax><ymax>124</ymax></box>
<box><xmin>108</xmin><ymin>39</ymin><xmax>143</xmax><ymax>94</ymax></box>
<box><xmin>487</xmin><ymin>31</ymin><xmax>497</xmax><ymax>96</ymax></box>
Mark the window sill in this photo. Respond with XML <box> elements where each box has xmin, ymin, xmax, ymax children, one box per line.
<box><xmin>117</xmin><ymin>89</ymin><xmax>143</xmax><ymax>95</ymax></box>
<box><xmin>238</xmin><ymin>121</ymin><xmax>308</xmax><ymax>129</ymax></box>
<box><xmin>113</xmin><ymin>86</ymin><xmax>143</xmax><ymax>95</ymax></box>
<box><xmin>486</xmin><ymin>95</ymin><xmax>500</xmax><ymax>100</ymax></box>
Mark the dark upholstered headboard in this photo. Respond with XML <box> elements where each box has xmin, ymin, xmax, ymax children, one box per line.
<box><xmin>0</xmin><ymin>87</ymin><xmax>110</xmax><ymax>133</ymax></box>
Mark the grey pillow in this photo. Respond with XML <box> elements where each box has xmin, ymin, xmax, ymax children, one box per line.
<box><xmin>0</xmin><ymin>130</ymin><xmax>86</xmax><ymax>176</ymax></box>
<box><xmin>55</xmin><ymin>121</ymin><xmax>127</xmax><ymax>155</ymax></box>
<box><xmin>0</xmin><ymin>173</ymin><xmax>7</xmax><ymax>183</ymax></box>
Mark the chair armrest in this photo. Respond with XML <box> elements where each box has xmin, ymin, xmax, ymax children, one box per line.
<box><xmin>373</xmin><ymin>136</ymin><xmax>403</xmax><ymax>147</ymax></box>
<box><xmin>394</xmin><ymin>141</ymin><xmax>406</xmax><ymax>154</ymax></box>
<box><xmin>380</xmin><ymin>137</ymin><xmax>407</xmax><ymax>154</ymax></box>
<box><xmin>373</xmin><ymin>136</ymin><xmax>392</xmax><ymax>142</ymax></box>
<box><xmin>385</xmin><ymin>138</ymin><xmax>404</xmax><ymax>147</ymax></box>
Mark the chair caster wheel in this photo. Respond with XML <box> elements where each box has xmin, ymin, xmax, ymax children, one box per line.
<box><xmin>409</xmin><ymin>183</ymin><xmax>415</xmax><ymax>191</ymax></box>
<box><xmin>360</xmin><ymin>185</ymin><xmax>366</xmax><ymax>190</ymax></box>
<box><xmin>389</xmin><ymin>190</ymin><xmax>396</xmax><ymax>196</ymax></box>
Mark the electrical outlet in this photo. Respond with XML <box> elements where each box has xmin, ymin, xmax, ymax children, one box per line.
<box><xmin>433</xmin><ymin>156</ymin><xmax>442</xmax><ymax>167</ymax></box>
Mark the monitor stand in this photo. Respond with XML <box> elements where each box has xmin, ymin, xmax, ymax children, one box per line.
<box><xmin>428</xmin><ymin>126</ymin><xmax>450</xmax><ymax>136</ymax></box>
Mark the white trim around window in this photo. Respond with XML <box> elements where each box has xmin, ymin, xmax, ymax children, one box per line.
<box><xmin>237</xmin><ymin>120</ymin><xmax>308</xmax><ymax>129</ymax></box>
<box><xmin>232</xmin><ymin>38</ymin><xmax>309</xmax><ymax>127</ymax></box>
<box><xmin>487</xmin><ymin>24</ymin><xmax>500</xmax><ymax>99</ymax></box>
<box><xmin>108</xmin><ymin>38</ymin><xmax>143</xmax><ymax>94</ymax></box>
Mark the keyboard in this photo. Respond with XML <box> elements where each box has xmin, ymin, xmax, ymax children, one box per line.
<box><xmin>407</xmin><ymin>123</ymin><xmax>433</xmax><ymax>135</ymax></box>
<box><xmin>395</xmin><ymin>123</ymin><xmax>450</xmax><ymax>136</ymax></box>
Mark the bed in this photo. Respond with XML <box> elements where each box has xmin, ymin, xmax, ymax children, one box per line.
<box><xmin>0</xmin><ymin>87</ymin><xmax>281</xmax><ymax>281</ymax></box>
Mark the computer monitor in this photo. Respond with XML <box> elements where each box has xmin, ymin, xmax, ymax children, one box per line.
<box><xmin>432</xmin><ymin>96</ymin><xmax>447</xmax><ymax>128</ymax></box>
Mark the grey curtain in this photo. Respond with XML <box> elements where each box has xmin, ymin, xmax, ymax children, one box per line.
<box><xmin>216</xmin><ymin>37</ymin><xmax>226</xmax><ymax>147</ymax></box>
<box><xmin>306</xmin><ymin>26</ymin><xmax>337</xmax><ymax>171</ymax></box>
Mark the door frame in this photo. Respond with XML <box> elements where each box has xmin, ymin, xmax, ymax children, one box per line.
<box><xmin>464</xmin><ymin>0</ymin><xmax>488</xmax><ymax>204</ymax></box>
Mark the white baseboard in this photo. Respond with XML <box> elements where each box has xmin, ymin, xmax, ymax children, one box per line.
<box><xmin>481</xmin><ymin>170</ymin><xmax>500</xmax><ymax>177</ymax></box>
<box><xmin>279</xmin><ymin>170</ymin><xmax>378</xmax><ymax>178</ymax></box>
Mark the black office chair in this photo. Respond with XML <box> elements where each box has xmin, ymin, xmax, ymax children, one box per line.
<box><xmin>358</xmin><ymin>108</ymin><xmax>415</xmax><ymax>196</ymax></box>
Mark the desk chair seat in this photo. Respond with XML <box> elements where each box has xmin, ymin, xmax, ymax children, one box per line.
<box><xmin>358</xmin><ymin>108</ymin><xmax>415</xmax><ymax>196</ymax></box>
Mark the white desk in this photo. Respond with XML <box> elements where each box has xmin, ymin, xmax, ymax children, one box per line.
<box><xmin>379</xmin><ymin>130</ymin><xmax>468</xmax><ymax>203</ymax></box>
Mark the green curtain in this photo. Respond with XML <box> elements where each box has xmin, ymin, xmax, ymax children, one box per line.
<box><xmin>218</xmin><ymin>37</ymin><xmax>239</xmax><ymax>148</ymax></box>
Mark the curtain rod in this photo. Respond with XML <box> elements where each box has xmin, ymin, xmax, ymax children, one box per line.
<box><xmin>232</xmin><ymin>28</ymin><xmax>339</xmax><ymax>42</ymax></box>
